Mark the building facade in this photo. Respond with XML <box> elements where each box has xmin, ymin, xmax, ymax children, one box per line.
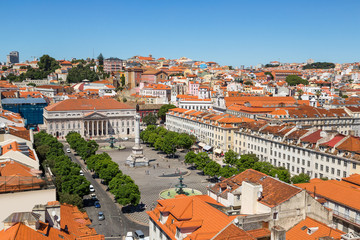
<box><xmin>6</xmin><ymin>51</ymin><xmax>19</xmax><ymax>65</ymax></box>
<box><xmin>43</xmin><ymin>98</ymin><xmax>136</xmax><ymax>139</ymax></box>
<box><xmin>104</xmin><ymin>57</ymin><xmax>123</xmax><ymax>73</ymax></box>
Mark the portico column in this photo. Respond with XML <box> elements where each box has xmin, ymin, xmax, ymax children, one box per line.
<box><xmin>87</xmin><ymin>121</ymin><xmax>90</xmax><ymax>136</ymax></box>
<box><xmin>97</xmin><ymin>121</ymin><xmax>99</xmax><ymax>136</ymax></box>
<box><xmin>105</xmin><ymin>121</ymin><xmax>108</xmax><ymax>136</ymax></box>
<box><xmin>92</xmin><ymin>121</ymin><xmax>94</xmax><ymax>136</ymax></box>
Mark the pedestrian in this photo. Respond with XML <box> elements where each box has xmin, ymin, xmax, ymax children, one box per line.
<box><xmin>168</xmin><ymin>165</ymin><xmax>170</xmax><ymax>168</ymax></box>
<box><xmin>153</xmin><ymin>165</ymin><xmax>155</xmax><ymax>169</ymax></box>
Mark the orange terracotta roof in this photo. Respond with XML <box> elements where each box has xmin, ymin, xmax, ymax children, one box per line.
<box><xmin>45</xmin><ymin>99</ymin><xmax>134</xmax><ymax>111</ymax></box>
<box><xmin>336</xmin><ymin>136</ymin><xmax>360</xmax><ymax>154</ymax></box>
<box><xmin>147</xmin><ymin>195</ymin><xmax>235</xmax><ymax>240</ymax></box>
<box><xmin>209</xmin><ymin>169</ymin><xmax>301</xmax><ymax>208</ymax></box>
<box><xmin>286</xmin><ymin>217</ymin><xmax>344</xmax><ymax>240</ymax></box>
<box><xmin>296</xmin><ymin>179</ymin><xmax>360</xmax><ymax>211</ymax></box>
<box><xmin>342</xmin><ymin>174</ymin><xmax>360</xmax><ymax>186</ymax></box>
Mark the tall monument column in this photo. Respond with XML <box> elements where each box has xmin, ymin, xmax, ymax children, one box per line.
<box><xmin>126</xmin><ymin>114</ymin><xmax>149</xmax><ymax>167</ymax></box>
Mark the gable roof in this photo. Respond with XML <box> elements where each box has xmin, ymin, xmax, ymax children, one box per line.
<box><xmin>45</xmin><ymin>98</ymin><xmax>134</xmax><ymax>111</ymax></box>
<box><xmin>286</xmin><ymin>217</ymin><xmax>344</xmax><ymax>240</ymax></box>
<box><xmin>209</xmin><ymin>169</ymin><xmax>302</xmax><ymax>208</ymax></box>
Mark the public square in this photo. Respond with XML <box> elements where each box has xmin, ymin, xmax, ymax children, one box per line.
<box><xmin>97</xmin><ymin>139</ymin><xmax>211</xmax><ymax>225</ymax></box>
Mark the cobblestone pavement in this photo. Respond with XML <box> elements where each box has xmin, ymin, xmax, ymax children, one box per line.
<box><xmin>97</xmin><ymin>141</ymin><xmax>210</xmax><ymax>225</ymax></box>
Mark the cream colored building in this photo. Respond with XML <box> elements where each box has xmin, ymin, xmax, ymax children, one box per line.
<box><xmin>43</xmin><ymin>98</ymin><xmax>136</xmax><ymax>139</ymax></box>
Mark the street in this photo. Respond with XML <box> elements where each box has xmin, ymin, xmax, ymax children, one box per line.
<box><xmin>63</xmin><ymin>145</ymin><xmax>148</xmax><ymax>239</ymax></box>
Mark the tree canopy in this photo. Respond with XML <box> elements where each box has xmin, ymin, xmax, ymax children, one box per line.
<box><xmin>34</xmin><ymin>131</ymin><xmax>90</xmax><ymax>209</ymax></box>
<box><xmin>303</xmin><ymin>62</ymin><xmax>335</xmax><ymax>69</ymax></box>
<box><xmin>142</xmin><ymin>113</ymin><xmax>157</xmax><ymax>126</ymax></box>
<box><xmin>67</xmin><ymin>63</ymin><xmax>99</xmax><ymax>83</ymax></box>
<box><xmin>285</xmin><ymin>75</ymin><xmax>309</xmax><ymax>86</ymax></box>
<box><xmin>158</xmin><ymin>104</ymin><xmax>176</xmax><ymax>122</ymax></box>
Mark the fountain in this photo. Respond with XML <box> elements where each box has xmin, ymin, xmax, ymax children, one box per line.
<box><xmin>175</xmin><ymin>175</ymin><xmax>187</xmax><ymax>195</ymax></box>
<box><xmin>159</xmin><ymin>175</ymin><xmax>202</xmax><ymax>199</ymax></box>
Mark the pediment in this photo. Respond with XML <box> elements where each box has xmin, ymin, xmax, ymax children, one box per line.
<box><xmin>83</xmin><ymin>112</ymin><xmax>107</xmax><ymax>119</ymax></box>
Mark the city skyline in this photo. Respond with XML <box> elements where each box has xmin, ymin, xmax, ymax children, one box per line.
<box><xmin>1</xmin><ymin>0</ymin><xmax>360</xmax><ymax>66</ymax></box>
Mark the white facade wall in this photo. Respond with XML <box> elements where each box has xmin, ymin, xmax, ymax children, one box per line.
<box><xmin>233</xmin><ymin>131</ymin><xmax>358</xmax><ymax>180</ymax></box>
<box><xmin>0</xmin><ymin>188</ymin><xmax>56</xmax><ymax>230</ymax></box>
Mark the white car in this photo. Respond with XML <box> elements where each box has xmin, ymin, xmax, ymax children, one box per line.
<box><xmin>126</xmin><ymin>232</ymin><xmax>133</xmax><ymax>237</ymax></box>
<box><xmin>79</xmin><ymin>170</ymin><xmax>84</xmax><ymax>176</ymax></box>
<box><xmin>89</xmin><ymin>185</ymin><xmax>95</xmax><ymax>192</ymax></box>
<box><xmin>66</xmin><ymin>148</ymin><xmax>71</xmax><ymax>153</ymax></box>
<box><xmin>122</xmin><ymin>137</ymin><xmax>129</xmax><ymax>141</ymax></box>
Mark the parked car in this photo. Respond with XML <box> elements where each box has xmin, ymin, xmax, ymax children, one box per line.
<box><xmin>98</xmin><ymin>212</ymin><xmax>105</xmax><ymax>221</ymax></box>
<box><xmin>94</xmin><ymin>201</ymin><xmax>101</xmax><ymax>208</ymax></box>
<box><xmin>89</xmin><ymin>185</ymin><xmax>95</xmax><ymax>192</ymax></box>
<box><xmin>79</xmin><ymin>170</ymin><xmax>84</xmax><ymax>176</ymax></box>
<box><xmin>90</xmin><ymin>193</ymin><xmax>97</xmax><ymax>200</ymax></box>
<box><xmin>134</xmin><ymin>230</ymin><xmax>145</xmax><ymax>239</ymax></box>
<box><xmin>66</xmin><ymin>148</ymin><xmax>71</xmax><ymax>153</ymax></box>
<box><xmin>125</xmin><ymin>231</ymin><xmax>134</xmax><ymax>240</ymax></box>
<box><xmin>122</xmin><ymin>137</ymin><xmax>129</xmax><ymax>141</ymax></box>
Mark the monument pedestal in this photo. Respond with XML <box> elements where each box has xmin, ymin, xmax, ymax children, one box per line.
<box><xmin>125</xmin><ymin>114</ymin><xmax>149</xmax><ymax>167</ymax></box>
<box><xmin>126</xmin><ymin>145</ymin><xmax>149</xmax><ymax>167</ymax></box>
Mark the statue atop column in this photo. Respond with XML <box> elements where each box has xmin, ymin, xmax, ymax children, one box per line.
<box><xmin>125</xmin><ymin>114</ymin><xmax>149</xmax><ymax>167</ymax></box>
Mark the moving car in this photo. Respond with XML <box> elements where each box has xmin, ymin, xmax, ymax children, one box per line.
<box><xmin>79</xmin><ymin>170</ymin><xmax>84</xmax><ymax>176</ymax></box>
<box><xmin>94</xmin><ymin>201</ymin><xmax>101</xmax><ymax>208</ymax></box>
<box><xmin>89</xmin><ymin>185</ymin><xmax>95</xmax><ymax>192</ymax></box>
<box><xmin>98</xmin><ymin>212</ymin><xmax>105</xmax><ymax>221</ymax></box>
<box><xmin>66</xmin><ymin>148</ymin><xmax>71</xmax><ymax>153</ymax></box>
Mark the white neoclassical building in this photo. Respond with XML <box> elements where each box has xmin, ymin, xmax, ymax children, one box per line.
<box><xmin>43</xmin><ymin>98</ymin><xmax>136</xmax><ymax>139</ymax></box>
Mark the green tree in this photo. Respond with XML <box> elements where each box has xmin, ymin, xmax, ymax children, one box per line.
<box><xmin>98</xmin><ymin>53</ymin><xmax>104</xmax><ymax>66</ymax></box>
<box><xmin>264</xmin><ymin>72</ymin><xmax>274</xmax><ymax>80</ymax></box>
<box><xmin>204</xmin><ymin>161</ymin><xmax>221</xmax><ymax>177</ymax></box>
<box><xmin>154</xmin><ymin>137</ymin><xmax>164</xmax><ymax>151</ymax></box>
<box><xmin>123</xmin><ymin>97</ymin><xmax>127</xmax><ymax>102</ymax></box>
<box><xmin>291</xmin><ymin>173</ymin><xmax>310</xmax><ymax>184</ymax></box>
<box><xmin>237</xmin><ymin>154</ymin><xmax>258</xmax><ymax>169</ymax></box>
<box><xmin>143</xmin><ymin>113</ymin><xmax>157</xmax><ymax>126</ymax></box>
<box><xmin>38</xmin><ymin>54</ymin><xmax>60</xmax><ymax>72</ymax></box>
<box><xmin>194</xmin><ymin>152</ymin><xmax>211</xmax><ymax>170</ymax></box>
<box><xmin>158</xmin><ymin>104</ymin><xmax>176</xmax><ymax>122</ymax></box>
<box><xmin>67</xmin><ymin>63</ymin><xmax>99</xmax><ymax>83</ymax></box>
<box><xmin>59</xmin><ymin>193</ymin><xmax>83</xmax><ymax>209</ymax></box>
<box><xmin>185</xmin><ymin>151</ymin><xmax>197</xmax><ymax>164</ymax></box>
<box><xmin>147</xmin><ymin>132</ymin><xmax>159</xmax><ymax>147</ymax></box>
<box><xmin>2</xmin><ymin>66</ymin><xmax>7</xmax><ymax>71</ymax></box>
<box><xmin>61</xmin><ymin>175</ymin><xmax>90</xmax><ymax>197</ymax></box>
<box><xmin>219</xmin><ymin>165</ymin><xmax>238</xmax><ymax>178</ymax></box>
<box><xmin>161</xmin><ymin>131</ymin><xmax>178</xmax><ymax>157</ymax></box>
<box><xmin>303</xmin><ymin>62</ymin><xmax>335</xmax><ymax>69</ymax></box>
<box><xmin>176</xmin><ymin>133</ymin><xmax>193</xmax><ymax>150</ymax></box>
<box><xmin>224</xmin><ymin>150</ymin><xmax>238</xmax><ymax>166</ymax></box>
<box><xmin>121</xmin><ymin>75</ymin><xmax>126</xmax><ymax>86</ymax></box>
<box><xmin>285</xmin><ymin>75</ymin><xmax>309</xmax><ymax>86</ymax></box>
<box><xmin>269</xmin><ymin>167</ymin><xmax>291</xmax><ymax>183</ymax></box>
<box><xmin>253</xmin><ymin>162</ymin><xmax>274</xmax><ymax>175</ymax></box>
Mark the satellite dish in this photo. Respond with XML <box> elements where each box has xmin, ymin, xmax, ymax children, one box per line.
<box><xmin>52</xmin><ymin>211</ymin><xmax>56</xmax><ymax>217</ymax></box>
<box><xmin>234</xmin><ymin>218</ymin><xmax>239</xmax><ymax>224</ymax></box>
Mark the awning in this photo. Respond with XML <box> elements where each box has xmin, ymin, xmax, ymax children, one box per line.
<box><xmin>190</xmin><ymin>145</ymin><xmax>199</xmax><ymax>149</ymax></box>
<box><xmin>214</xmin><ymin>149</ymin><xmax>222</xmax><ymax>154</ymax></box>
<box><xmin>198</xmin><ymin>142</ymin><xmax>206</xmax><ymax>148</ymax></box>
<box><xmin>203</xmin><ymin>145</ymin><xmax>213</xmax><ymax>151</ymax></box>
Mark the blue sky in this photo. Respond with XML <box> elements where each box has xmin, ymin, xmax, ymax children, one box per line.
<box><xmin>1</xmin><ymin>0</ymin><xmax>359</xmax><ymax>66</ymax></box>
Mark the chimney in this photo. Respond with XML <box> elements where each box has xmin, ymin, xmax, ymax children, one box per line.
<box><xmin>45</xmin><ymin>202</ymin><xmax>61</xmax><ymax>229</ymax></box>
<box><xmin>271</xmin><ymin>226</ymin><xmax>286</xmax><ymax>240</ymax></box>
<box><xmin>32</xmin><ymin>204</ymin><xmax>46</xmax><ymax>222</ymax></box>
<box><xmin>241</xmin><ymin>181</ymin><xmax>263</xmax><ymax>214</ymax></box>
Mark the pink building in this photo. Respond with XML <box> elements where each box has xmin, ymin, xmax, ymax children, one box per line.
<box><xmin>188</xmin><ymin>81</ymin><xmax>200</xmax><ymax>96</ymax></box>
<box><xmin>104</xmin><ymin>58</ymin><xmax>123</xmax><ymax>73</ymax></box>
